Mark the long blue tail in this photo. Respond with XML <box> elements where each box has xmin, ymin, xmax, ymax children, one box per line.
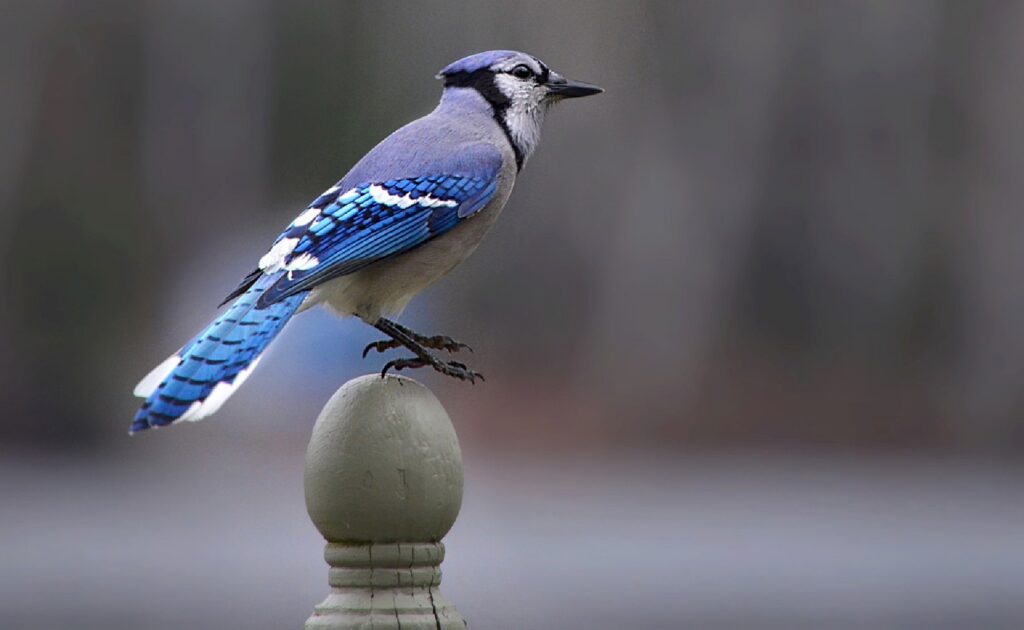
<box><xmin>132</xmin><ymin>275</ymin><xmax>308</xmax><ymax>433</ymax></box>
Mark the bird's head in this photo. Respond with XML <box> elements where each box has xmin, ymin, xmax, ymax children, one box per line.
<box><xmin>438</xmin><ymin>50</ymin><xmax>602</xmax><ymax>167</ymax></box>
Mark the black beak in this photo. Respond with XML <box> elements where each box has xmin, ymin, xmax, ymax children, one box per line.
<box><xmin>546</xmin><ymin>73</ymin><xmax>603</xmax><ymax>99</ymax></box>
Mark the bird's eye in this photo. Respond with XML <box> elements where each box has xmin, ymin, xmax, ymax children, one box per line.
<box><xmin>510</xmin><ymin>64</ymin><xmax>533</xmax><ymax>80</ymax></box>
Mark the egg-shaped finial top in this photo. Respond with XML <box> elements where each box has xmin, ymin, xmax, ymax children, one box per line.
<box><xmin>304</xmin><ymin>374</ymin><xmax>464</xmax><ymax>543</ymax></box>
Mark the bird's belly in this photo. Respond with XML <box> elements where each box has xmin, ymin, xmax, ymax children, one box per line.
<box><xmin>305</xmin><ymin>203</ymin><xmax>503</xmax><ymax>323</ymax></box>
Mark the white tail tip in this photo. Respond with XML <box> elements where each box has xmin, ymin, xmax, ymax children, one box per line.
<box><xmin>133</xmin><ymin>354</ymin><xmax>181</xmax><ymax>398</ymax></box>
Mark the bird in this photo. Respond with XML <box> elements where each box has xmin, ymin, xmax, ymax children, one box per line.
<box><xmin>131</xmin><ymin>50</ymin><xmax>602</xmax><ymax>434</ymax></box>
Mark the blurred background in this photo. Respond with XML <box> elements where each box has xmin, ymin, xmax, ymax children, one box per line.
<box><xmin>2</xmin><ymin>1</ymin><xmax>1023</xmax><ymax>628</ymax></box>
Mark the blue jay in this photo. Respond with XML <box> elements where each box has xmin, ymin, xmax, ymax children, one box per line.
<box><xmin>131</xmin><ymin>50</ymin><xmax>601</xmax><ymax>433</ymax></box>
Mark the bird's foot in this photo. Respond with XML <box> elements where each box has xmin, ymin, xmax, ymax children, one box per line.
<box><xmin>371</xmin><ymin>318</ymin><xmax>481</xmax><ymax>382</ymax></box>
<box><xmin>381</xmin><ymin>355</ymin><xmax>484</xmax><ymax>384</ymax></box>
<box><xmin>363</xmin><ymin>334</ymin><xmax>471</xmax><ymax>358</ymax></box>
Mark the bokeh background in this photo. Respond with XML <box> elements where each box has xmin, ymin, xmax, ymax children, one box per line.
<box><xmin>3</xmin><ymin>1</ymin><xmax>1024</xmax><ymax>628</ymax></box>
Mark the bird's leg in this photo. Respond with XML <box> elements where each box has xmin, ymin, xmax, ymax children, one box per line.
<box><xmin>371</xmin><ymin>318</ymin><xmax>483</xmax><ymax>383</ymax></box>
<box><xmin>362</xmin><ymin>320</ymin><xmax>472</xmax><ymax>357</ymax></box>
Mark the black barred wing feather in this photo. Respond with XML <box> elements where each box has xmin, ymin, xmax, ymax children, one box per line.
<box><xmin>221</xmin><ymin>169</ymin><xmax>500</xmax><ymax>309</ymax></box>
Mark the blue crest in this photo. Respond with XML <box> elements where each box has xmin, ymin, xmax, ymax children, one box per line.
<box><xmin>437</xmin><ymin>50</ymin><xmax>520</xmax><ymax>77</ymax></box>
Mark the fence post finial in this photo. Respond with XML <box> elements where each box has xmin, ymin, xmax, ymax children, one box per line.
<box><xmin>304</xmin><ymin>374</ymin><xmax>467</xmax><ymax>629</ymax></box>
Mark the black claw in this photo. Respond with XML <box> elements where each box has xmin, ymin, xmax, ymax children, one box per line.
<box><xmin>438</xmin><ymin>360</ymin><xmax>484</xmax><ymax>384</ymax></box>
<box><xmin>381</xmin><ymin>356</ymin><xmax>427</xmax><ymax>377</ymax></box>
<box><xmin>363</xmin><ymin>339</ymin><xmax>401</xmax><ymax>358</ymax></box>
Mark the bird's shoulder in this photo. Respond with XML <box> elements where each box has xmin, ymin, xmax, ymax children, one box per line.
<box><xmin>339</xmin><ymin>109</ymin><xmax>516</xmax><ymax>188</ymax></box>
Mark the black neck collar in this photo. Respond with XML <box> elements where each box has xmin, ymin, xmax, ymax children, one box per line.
<box><xmin>443</xmin><ymin>71</ymin><xmax>524</xmax><ymax>171</ymax></box>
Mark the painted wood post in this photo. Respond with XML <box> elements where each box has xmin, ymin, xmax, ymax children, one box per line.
<box><xmin>304</xmin><ymin>374</ymin><xmax>467</xmax><ymax>629</ymax></box>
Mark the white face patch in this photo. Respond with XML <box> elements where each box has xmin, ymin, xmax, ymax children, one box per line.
<box><xmin>492</xmin><ymin>73</ymin><xmax>549</xmax><ymax>164</ymax></box>
<box><xmin>367</xmin><ymin>184</ymin><xmax>458</xmax><ymax>210</ymax></box>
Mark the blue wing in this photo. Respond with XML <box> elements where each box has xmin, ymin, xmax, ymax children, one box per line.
<box><xmin>255</xmin><ymin>173</ymin><xmax>498</xmax><ymax>307</ymax></box>
<box><xmin>244</xmin><ymin>162</ymin><xmax>501</xmax><ymax>310</ymax></box>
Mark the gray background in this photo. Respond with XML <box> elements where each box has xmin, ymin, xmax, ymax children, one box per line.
<box><xmin>2</xmin><ymin>1</ymin><xmax>1023</xmax><ymax>628</ymax></box>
